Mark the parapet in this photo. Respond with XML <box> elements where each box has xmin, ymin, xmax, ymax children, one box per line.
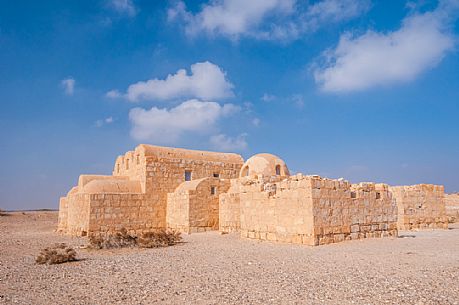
<box><xmin>137</xmin><ymin>144</ymin><xmax>244</xmax><ymax>164</ymax></box>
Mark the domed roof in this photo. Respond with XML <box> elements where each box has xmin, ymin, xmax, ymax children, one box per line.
<box><xmin>82</xmin><ymin>179</ymin><xmax>141</xmax><ymax>194</ymax></box>
<box><xmin>239</xmin><ymin>153</ymin><xmax>290</xmax><ymax>178</ymax></box>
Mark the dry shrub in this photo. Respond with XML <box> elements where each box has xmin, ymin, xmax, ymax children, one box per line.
<box><xmin>89</xmin><ymin>227</ymin><xmax>136</xmax><ymax>249</ymax></box>
<box><xmin>36</xmin><ymin>243</ymin><xmax>77</xmax><ymax>265</ymax></box>
<box><xmin>137</xmin><ymin>230</ymin><xmax>182</xmax><ymax>248</ymax></box>
<box><xmin>89</xmin><ymin>228</ymin><xmax>182</xmax><ymax>249</ymax></box>
<box><xmin>0</xmin><ymin>208</ymin><xmax>7</xmax><ymax>216</ymax></box>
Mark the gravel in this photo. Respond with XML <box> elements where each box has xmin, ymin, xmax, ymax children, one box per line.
<box><xmin>1</xmin><ymin>211</ymin><xmax>458</xmax><ymax>305</ymax></box>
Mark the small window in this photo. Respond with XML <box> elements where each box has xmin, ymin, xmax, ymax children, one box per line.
<box><xmin>117</xmin><ymin>164</ymin><xmax>120</xmax><ymax>174</ymax></box>
<box><xmin>213</xmin><ymin>173</ymin><xmax>219</xmax><ymax>178</ymax></box>
<box><xmin>275</xmin><ymin>165</ymin><xmax>281</xmax><ymax>176</ymax></box>
<box><xmin>211</xmin><ymin>186</ymin><xmax>216</xmax><ymax>195</ymax></box>
<box><xmin>351</xmin><ymin>191</ymin><xmax>356</xmax><ymax>199</ymax></box>
<box><xmin>376</xmin><ymin>192</ymin><xmax>381</xmax><ymax>199</ymax></box>
<box><xmin>126</xmin><ymin>159</ymin><xmax>129</xmax><ymax>170</ymax></box>
<box><xmin>136</xmin><ymin>155</ymin><xmax>140</xmax><ymax>165</ymax></box>
<box><xmin>185</xmin><ymin>170</ymin><xmax>192</xmax><ymax>181</ymax></box>
<box><xmin>241</xmin><ymin>166</ymin><xmax>249</xmax><ymax>177</ymax></box>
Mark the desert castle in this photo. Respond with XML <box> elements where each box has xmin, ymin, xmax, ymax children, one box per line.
<box><xmin>58</xmin><ymin>144</ymin><xmax>455</xmax><ymax>246</ymax></box>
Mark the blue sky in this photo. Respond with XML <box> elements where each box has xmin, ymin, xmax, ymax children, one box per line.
<box><xmin>1</xmin><ymin>0</ymin><xmax>458</xmax><ymax>210</ymax></box>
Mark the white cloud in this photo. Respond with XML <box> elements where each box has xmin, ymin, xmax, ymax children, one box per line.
<box><xmin>106</xmin><ymin>89</ymin><xmax>122</xmax><ymax>98</ymax></box>
<box><xmin>110</xmin><ymin>0</ymin><xmax>137</xmax><ymax>17</ymax></box>
<box><xmin>119</xmin><ymin>61</ymin><xmax>234</xmax><ymax>102</ymax></box>
<box><xmin>210</xmin><ymin>133</ymin><xmax>248</xmax><ymax>152</ymax></box>
<box><xmin>306</xmin><ymin>0</ymin><xmax>371</xmax><ymax>28</ymax></box>
<box><xmin>129</xmin><ymin>99</ymin><xmax>239</xmax><ymax>144</ymax></box>
<box><xmin>61</xmin><ymin>78</ymin><xmax>75</xmax><ymax>95</ymax></box>
<box><xmin>95</xmin><ymin>116</ymin><xmax>115</xmax><ymax>127</ymax></box>
<box><xmin>169</xmin><ymin>0</ymin><xmax>369</xmax><ymax>41</ymax></box>
<box><xmin>252</xmin><ymin>118</ymin><xmax>261</xmax><ymax>127</ymax></box>
<box><xmin>261</xmin><ymin>93</ymin><xmax>276</xmax><ymax>102</ymax></box>
<box><xmin>313</xmin><ymin>1</ymin><xmax>457</xmax><ymax>92</ymax></box>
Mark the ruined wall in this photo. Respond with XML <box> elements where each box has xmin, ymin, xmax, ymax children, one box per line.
<box><xmin>220</xmin><ymin>175</ymin><xmax>397</xmax><ymax>246</ymax></box>
<box><xmin>239</xmin><ymin>175</ymin><xmax>315</xmax><ymax>244</ymax></box>
<box><xmin>311</xmin><ymin>181</ymin><xmax>397</xmax><ymax>245</ymax></box>
<box><xmin>219</xmin><ymin>179</ymin><xmax>243</xmax><ymax>233</ymax></box>
<box><xmin>167</xmin><ymin>178</ymin><xmax>230</xmax><ymax>233</ymax></box>
<box><xmin>390</xmin><ymin>184</ymin><xmax>448</xmax><ymax>230</ymax></box>
<box><xmin>445</xmin><ymin>193</ymin><xmax>459</xmax><ymax>223</ymax></box>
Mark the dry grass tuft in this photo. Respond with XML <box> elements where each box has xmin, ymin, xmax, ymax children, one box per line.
<box><xmin>89</xmin><ymin>228</ymin><xmax>182</xmax><ymax>249</ymax></box>
<box><xmin>89</xmin><ymin>228</ymin><xmax>137</xmax><ymax>249</ymax></box>
<box><xmin>36</xmin><ymin>243</ymin><xmax>77</xmax><ymax>265</ymax></box>
<box><xmin>137</xmin><ymin>230</ymin><xmax>182</xmax><ymax>248</ymax></box>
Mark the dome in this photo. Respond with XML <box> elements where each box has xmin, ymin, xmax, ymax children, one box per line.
<box><xmin>239</xmin><ymin>153</ymin><xmax>290</xmax><ymax>178</ymax></box>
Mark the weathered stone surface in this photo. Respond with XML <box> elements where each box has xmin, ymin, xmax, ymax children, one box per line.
<box><xmin>58</xmin><ymin>144</ymin><xmax>448</xmax><ymax>246</ymax></box>
<box><xmin>390</xmin><ymin>184</ymin><xmax>448</xmax><ymax>230</ymax></box>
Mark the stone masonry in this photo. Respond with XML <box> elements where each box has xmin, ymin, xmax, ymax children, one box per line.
<box><xmin>445</xmin><ymin>193</ymin><xmax>459</xmax><ymax>223</ymax></box>
<box><xmin>390</xmin><ymin>185</ymin><xmax>449</xmax><ymax>230</ymax></box>
<box><xmin>58</xmin><ymin>145</ymin><xmax>449</xmax><ymax>245</ymax></box>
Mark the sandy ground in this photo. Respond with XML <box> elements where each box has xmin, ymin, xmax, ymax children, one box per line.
<box><xmin>0</xmin><ymin>212</ymin><xmax>458</xmax><ymax>305</ymax></box>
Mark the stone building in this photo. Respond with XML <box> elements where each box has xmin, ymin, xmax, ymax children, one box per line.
<box><xmin>58</xmin><ymin>144</ymin><xmax>243</xmax><ymax>236</ymax></box>
<box><xmin>58</xmin><ymin>144</ymin><xmax>449</xmax><ymax>245</ymax></box>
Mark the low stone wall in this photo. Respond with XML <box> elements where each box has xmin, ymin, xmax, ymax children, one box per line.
<box><xmin>312</xmin><ymin>181</ymin><xmax>398</xmax><ymax>245</ymax></box>
<box><xmin>390</xmin><ymin>184</ymin><xmax>448</xmax><ymax>230</ymax></box>
<box><xmin>445</xmin><ymin>193</ymin><xmax>459</xmax><ymax>223</ymax></box>
<box><xmin>220</xmin><ymin>175</ymin><xmax>398</xmax><ymax>246</ymax></box>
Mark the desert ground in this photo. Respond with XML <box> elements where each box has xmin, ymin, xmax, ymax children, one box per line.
<box><xmin>0</xmin><ymin>212</ymin><xmax>458</xmax><ymax>305</ymax></box>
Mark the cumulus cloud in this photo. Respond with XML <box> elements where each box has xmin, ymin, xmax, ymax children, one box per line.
<box><xmin>110</xmin><ymin>62</ymin><xmax>234</xmax><ymax>102</ymax></box>
<box><xmin>313</xmin><ymin>1</ymin><xmax>458</xmax><ymax>92</ymax></box>
<box><xmin>110</xmin><ymin>0</ymin><xmax>137</xmax><ymax>17</ymax></box>
<box><xmin>61</xmin><ymin>78</ymin><xmax>75</xmax><ymax>95</ymax></box>
<box><xmin>129</xmin><ymin>99</ymin><xmax>239</xmax><ymax>144</ymax></box>
<box><xmin>210</xmin><ymin>133</ymin><xmax>248</xmax><ymax>152</ymax></box>
<box><xmin>169</xmin><ymin>0</ymin><xmax>369</xmax><ymax>41</ymax></box>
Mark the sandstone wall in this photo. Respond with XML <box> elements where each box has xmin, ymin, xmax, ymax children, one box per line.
<box><xmin>445</xmin><ymin>193</ymin><xmax>459</xmax><ymax>223</ymax></box>
<box><xmin>311</xmin><ymin>181</ymin><xmax>397</xmax><ymax>245</ymax></box>
<box><xmin>167</xmin><ymin>178</ymin><xmax>230</xmax><ymax>233</ymax></box>
<box><xmin>87</xmin><ymin>193</ymin><xmax>154</xmax><ymax>236</ymax></box>
<box><xmin>390</xmin><ymin>184</ymin><xmax>448</xmax><ymax>230</ymax></box>
<box><xmin>57</xmin><ymin>197</ymin><xmax>68</xmax><ymax>232</ymax></box>
<box><xmin>220</xmin><ymin>175</ymin><xmax>397</xmax><ymax>246</ymax></box>
<box><xmin>66</xmin><ymin>193</ymin><xmax>90</xmax><ymax>236</ymax></box>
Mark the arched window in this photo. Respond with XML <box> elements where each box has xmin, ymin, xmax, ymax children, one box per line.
<box><xmin>241</xmin><ymin>166</ymin><xmax>249</xmax><ymax>177</ymax></box>
<box><xmin>275</xmin><ymin>165</ymin><xmax>281</xmax><ymax>175</ymax></box>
